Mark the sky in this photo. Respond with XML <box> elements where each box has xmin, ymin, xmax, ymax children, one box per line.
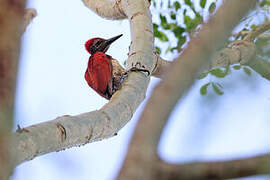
<box><xmin>11</xmin><ymin>0</ymin><xmax>270</xmax><ymax>180</ymax></box>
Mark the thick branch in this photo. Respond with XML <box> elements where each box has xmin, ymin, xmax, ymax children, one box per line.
<box><xmin>12</xmin><ymin>0</ymin><xmax>154</xmax><ymax>167</ymax></box>
<box><xmin>118</xmin><ymin>0</ymin><xmax>256</xmax><ymax>180</ymax></box>
<box><xmin>0</xmin><ymin>0</ymin><xmax>26</xmax><ymax>179</ymax></box>
<box><xmin>151</xmin><ymin>52</ymin><xmax>170</xmax><ymax>78</ymax></box>
<box><xmin>82</xmin><ymin>0</ymin><xmax>126</xmax><ymax>20</ymax></box>
<box><xmin>160</xmin><ymin>154</ymin><xmax>270</xmax><ymax>180</ymax></box>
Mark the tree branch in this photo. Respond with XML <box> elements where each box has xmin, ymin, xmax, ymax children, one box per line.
<box><xmin>244</xmin><ymin>21</ymin><xmax>270</xmax><ymax>42</ymax></box>
<box><xmin>11</xmin><ymin>0</ymin><xmax>154</xmax><ymax>167</ymax></box>
<box><xmin>151</xmin><ymin>52</ymin><xmax>170</xmax><ymax>78</ymax></box>
<box><xmin>0</xmin><ymin>0</ymin><xmax>26</xmax><ymax>179</ymax></box>
<box><xmin>152</xmin><ymin>21</ymin><xmax>270</xmax><ymax>80</ymax></box>
<box><xmin>22</xmin><ymin>8</ymin><xmax>37</xmax><ymax>33</ymax></box>
<box><xmin>117</xmin><ymin>0</ymin><xmax>256</xmax><ymax>179</ymax></box>
<box><xmin>82</xmin><ymin>0</ymin><xmax>126</xmax><ymax>20</ymax></box>
<box><xmin>160</xmin><ymin>153</ymin><xmax>270</xmax><ymax>180</ymax></box>
<box><xmin>247</xmin><ymin>56</ymin><xmax>270</xmax><ymax>80</ymax></box>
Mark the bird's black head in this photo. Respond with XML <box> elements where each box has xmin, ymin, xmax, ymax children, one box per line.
<box><xmin>85</xmin><ymin>34</ymin><xmax>123</xmax><ymax>54</ymax></box>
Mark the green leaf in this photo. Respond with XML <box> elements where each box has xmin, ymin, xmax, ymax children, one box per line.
<box><xmin>184</xmin><ymin>15</ymin><xmax>200</xmax><ymax>31</ymax></box>
<box><xmin>198</xmin><ymin>72</ymin><xmax>209</xmax><ymax>79</ymax></box>
<box><xmin>184</xmin><ymin>0</ymin><xmax>192</xmax><ymax>7</ymax></box>
<box><xmin>153</xmin><ymin>24</ymin><xmax>160</xmax><ymax>38</ymax></box>
<box><xmin>153</xmin><ymin>27</ymin><xmax>169</xmax><ymax>42</ymax></box>
<box><xmin>160</xmin><ymin>15</ymin><xmax>170</xmax><ymax>29</ymax></box>
<box><xmin>153</xmin><ymin>23</ymin><xmax>158</xmax><ymax>31</ymax></box>
<box><xmin>260</xmin><ymin>0</ymin><xmax>270</xmax><ymax>6</ymax></box>
<box><xmin>160</xmin><ymin>14</ymin><xmax>167</xmax><ymax>24</ymax></box>
<box><xmin>194</xmin><ymin>13</ymin><xmax>203</xmax><ymax>25</ymax></box>
<box><xmin>243</xmin><ymin>67</ymin><xmax>252</xmax><ymax>76</ymax></box>
<box><xmin>158</xmin><ymin>31</ymin><xmax>169</xmax><ymax>42</ymax></box>
<box><xmin>184</xmin><ymin>15</ymin><xmax>192</xmax><ymax>24</ymax></box>
<box><xmin>200</xmin><ymin>0</ymin><xmax>206</xmax><ymax>8</ymax></box>
<box><xmin>210</xmin><ymin>68</ymin><xmax>228</xmax><ymax>78</ymax></box>
<box><xmin>155</xmin><ymin>46</ymin><xmax>161</xmax><ymax>54</ymax></box>
<box><xmin>209</xmin><ymin>2</ymin><xmax>216</xmax><ymax>13</ymax></box>
<box><xmin>177</xmin><ymin>35</ymin><xmax>187</xmax><ymax>48</ymax></box>
<box><xmin>200</xmin><ymin>82</ymin><xmax>210</xmax><ymax>95</ymax></box>
<box><xmin>153</xmin><ymin>24</ymin><xmax>168</xmax><ymax>42</ymax></box>
<box><xmin>173</xmin><ymin>1</ymin><xmax>181</xmax><ymax>11</ymax></box>
<box><xmin>184</xmin><ymin>0</ymin><xmax>196</xmax><ymax>12</ymax></box>
<box><xmin>233</xmin><ymin>65</ymin><xmax>241</xmax><ymax>70</ymax></box>
<box><xmin>170</xmin><ymin>47</ymin><xmax>178</xmax><ymax>52</ymax></box>
<box><xmin>170</xmin><ymin>11</ymin><xmax>176</xmax><ymax>20</ymax></box>
<box><xmin>165</xmin><ymin>46</ymin><xmax>172</xmax><ymax>54</ymax></box>
<box><xmin>172</xmin><ymin>26</ymin><xmax>185</xmax><ymax>38</ymax></box>
<box><xmin>212</xmin><ymin>83</ymin><xmax>224</xmax><ymax>95</ymax></box>
<box><xmin>250</xmin><ymin>24</ymin><xmax>257</xmax><ymax>30</ymax></box>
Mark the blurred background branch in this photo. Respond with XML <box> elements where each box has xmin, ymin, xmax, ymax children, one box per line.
<box><xmin>7</xmin><ymin>0</ymin><xmax>270</xmax><ymax>179</ymax></box>
<box><xmin>160</xmin><ymin>153</ymin><xmax>270</xmax><ymax>179</ymax></box>
<box><xmin>118</xmin><ymin>0</ymin><xmax>259</xmax><ymax>179</ymax></box>
<box><xmin>0</xmin><ymin>0</ymin><xmax>26</xmax><ymax>179</ymax></box>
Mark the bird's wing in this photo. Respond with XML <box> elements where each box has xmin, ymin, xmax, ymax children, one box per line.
<box><xmin>85</xmin><ymin>52</ymin><xmax>112</xmax><ymax>99</ymax></box>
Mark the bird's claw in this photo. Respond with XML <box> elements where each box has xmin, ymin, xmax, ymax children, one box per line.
<box><xmin>128</xmin><ymin>62</ymin><xmax>150</xmax><ymax>76</ymax></box>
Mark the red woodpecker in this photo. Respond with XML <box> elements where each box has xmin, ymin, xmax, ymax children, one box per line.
<box><xmin>84</xmin><ymin>34</ymin><xmax>150</xmax><ymax>100</ymax></box>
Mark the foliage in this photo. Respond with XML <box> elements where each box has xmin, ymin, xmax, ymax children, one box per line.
<box><xmin>151</xmin><ymin>0</ymin><xmax>269</xmax><ymax>95</ymax></box>
<box><xmin>151</xmin><ymin>0</ymin><xmax>218</xmax><ymax>54</ymax></box>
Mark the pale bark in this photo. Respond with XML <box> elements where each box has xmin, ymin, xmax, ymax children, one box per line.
<box><xmin>118</xmin><ymin>0</ymin><xmax>257</xmax><ymax>180</ymax></box>
<box><xmin>245</xmin><ymin>21</ymin><xmax>270</xmax><ymax>42</ymax></box>
<box><xmin>10</xmin><ymin>1</ymin><xmax>270</xmax><ymax>180</ymax></box>
<box><xmin>11</xmin><ymin>0</ymin><xmax>154</xmax><ymax>166</ymax></box>
<box><xmin>0</xmin><ymin>0</ymin><xmax>26</xmax><ymax>179</ymax></box>
<box><xmin>151</xmin><ymin>52</ymin><xmax>170</xmax><ymax>78</ymax></box>
<box><xmin>82</xmin><ymin>0</ymin><xmax>126</xmax><ymax>20</ymax></box>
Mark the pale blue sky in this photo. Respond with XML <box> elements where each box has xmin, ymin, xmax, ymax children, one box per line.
<box><xmin>12</xmin><ymin>0</ymin><xmax>270</xmax><ymax>180</ymax></box>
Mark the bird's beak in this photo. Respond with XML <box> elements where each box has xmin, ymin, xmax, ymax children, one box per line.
<box><xmin>105</xmin><ymin>34</ymin><xmax>123</xmax><ymax>46</ymax></box>
<box><xmin>97</xmin><ymin>34</ymin><xmax>123</xmax><ymax>52</ymax></box>
<box><xmin>94</xmin><ymin>34</ymin><xmax>123</xmax><ymax>53</ymax></box>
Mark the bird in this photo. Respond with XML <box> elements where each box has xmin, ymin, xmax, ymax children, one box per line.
<box><xmin>84</xmin><ymin>34</ymin><xmax>150</xmax><ymax>100</ymax></box>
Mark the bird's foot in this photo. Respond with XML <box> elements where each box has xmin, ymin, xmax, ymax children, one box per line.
<box><xmin>126</xmin><ymin>62</ymin><xmax>150</xmax><ymax>76</ymax></box>
<box><xmin>120</xmin><ymin>62</ymin><xmax>150</xmax><ymax>83</ymax></box>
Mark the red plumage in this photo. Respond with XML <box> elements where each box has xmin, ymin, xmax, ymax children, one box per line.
<box><xmin>84</xmin><ymin>35</ymin><xmax>123</xmax><ymax>100</ymax></box>
<box><xmin>84</xmin><ymin>52</ymin><xmax>113</xmax><ymax>99</ymax></box>
<box><xmin>84</xmin><ymin>34</ymin><xmax>149</xmax><ymax>100</ymax></box>
<box><xmin>85</xmin><ymin>38</ymin><xmax>102</xmax><ymax>54</ymax></box>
